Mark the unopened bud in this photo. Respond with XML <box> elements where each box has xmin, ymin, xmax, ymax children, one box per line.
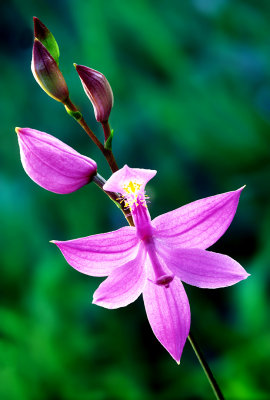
<box><xmin>75</xmin><ymin>64</ymin><xmax>113</xmax><ymax>123</ymax></box>
<box><xmin>16</xmin><ymin>127</ymin><xmax>97</xmax><ymax>194</ymax></box>
<box><xmin>31</xmin><ymin>39</ymin><xmax>69</xmax><ymax>102</ymax></box>
<box><xmin>33</xmin><ymin>17</ymin><xmax>60</xmax><ymax>65</ymax></box>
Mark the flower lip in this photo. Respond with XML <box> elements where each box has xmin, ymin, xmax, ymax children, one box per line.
<box><xmin>103</xmin><ymin>165</ymin><xmax>157</xmax><ymax>194</ymax></box>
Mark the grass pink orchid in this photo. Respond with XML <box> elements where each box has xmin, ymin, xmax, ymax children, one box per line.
<box><xmin>52</xmin><ymin>165</ymin><xmax>249</xmax><ymax>363</ymax></box>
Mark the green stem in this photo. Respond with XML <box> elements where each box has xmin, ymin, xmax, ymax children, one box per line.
<box><xmin>188</xmin><ymin>333</ymin><xmax>225</xmax><ymax>400</ymax></box>
<box><xmin>64</xmin><ymin>98</ymin><xmax>119</xmax><ymax>173</ymax></box>
<box><xmin>101</xmin><ymin>120</ymin><xmax>111</xmax><ymax>142</ymax></box>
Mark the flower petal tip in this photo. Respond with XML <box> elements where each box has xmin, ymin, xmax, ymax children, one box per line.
<box><xmin>238</xmin><ymin>185</ymin><xmax>246</xmax><ymax>192</ymax></box>
<box><xmin>92</xmin><ymin>296</ymin><xmax>110</xmax><ymax>309</ymax></box>
<box><xmin>92</xmin><ymin>298</ymin><xmax>105</xmax><ymax>308</ymax></box>
<box><xmin>234</xmin><ymin>270</ymin><xmax>250</xmax><ymax>285</ymax></box>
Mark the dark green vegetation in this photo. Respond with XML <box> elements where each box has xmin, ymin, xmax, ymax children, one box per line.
<box><xmin>1</xmin><ymin>1</ymin><xmax>270</xmax><ymax>399</ymax></box>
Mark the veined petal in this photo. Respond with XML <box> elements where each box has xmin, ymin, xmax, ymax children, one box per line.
<box><xmin>93</xmin><ymin>244</ymin><xmax>146</xmax><ymax>309</ymax></box>
<box><xmin>16</xmin><ymin>127</ymin><xmax>97</xmax><ymax>194</ymax></box>
<box><xmin>143</xmin><ymin>263</ymin><xmax>190</xmax><ymax>363</ymax></box>
<box><xmin>157</xmin><ymin>245</ymin><xmax>250</xmax><ymax>289</ymax></box>
<box><xmin>152</xmin><ymin>188</ymin><xmax>244</xmax><ymax>249</ymax></box>
<box><xmin>52</xmin><ymin>226</ymin><xmax>139</xmax><ymax>277</ymax></box>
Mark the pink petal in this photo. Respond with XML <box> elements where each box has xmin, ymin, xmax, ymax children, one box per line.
<box><xmin>103</xmin><ymin>165</ymin><xmax>156</xmax><ymax>194</ymax></box>
<box><xmin>16</xmin><ymin>128</ymin><xmax>97</xmax><ymax>194</ymax></box>
<box><xmin>143</xmin><ymin>265</ymin><xmax>190</xmax><ymax>363</ymax></box>
<box><xmin>152</xmin><ymin>188</ymin><xmax>244</xmax><ymax>249</ymax></box>
<box><xmin>93</xmin><ymin>245</ymin><xmax>146</xmax><ymax>309</ymax></box>
<box><xmin>52</xmin><ymin>226</ymin><xmax>139</xmax><ymax>277</ymax></box>
<box><xmin>157</xmin><ymin>245</ymin><xmax>250</xmax><ymax>288</ymax></box>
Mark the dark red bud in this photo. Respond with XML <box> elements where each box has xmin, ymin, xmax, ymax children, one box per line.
<box><xmin>31</xmin><ymin>39</ymin><xmax>69</xmax><ymax>102</ymax></box>
<box><xmin>75</xmin><ymin>64</ymin><xmax>113</xmax><ymax>123</ymax></box>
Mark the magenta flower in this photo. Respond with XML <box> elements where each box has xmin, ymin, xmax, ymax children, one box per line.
<box><xmin>16</xmin><ymin>128</ymin><xmax>97</xmax><ymax>194</ymax></box>
<box><xmin>52</xmin><ymin>165</ymin><xmax>249</xmax><ymax>362</ymax></box>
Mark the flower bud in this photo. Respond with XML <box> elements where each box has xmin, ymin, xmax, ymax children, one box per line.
<box><xmin>75</xmin><ymin>64</ymin><xmax>113</xmax><ymax>122</ymax></box>
<box><xmin>33</xmin><ymin>17</ymin><xmax>60</xmax><ymax>65</ymax></box>
<box><xmin>31</xmin><ymin>39</ymin><xmax>69</xmax><ymax>102</ymax></box>
<box><xmin>16</xmin><ymin>127</ymin><xmax>97</xmax><ymax>194</ymax></box>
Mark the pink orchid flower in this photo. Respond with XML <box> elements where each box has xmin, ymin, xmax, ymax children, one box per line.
<box><xmin>52</xmin><ymin>165</ymin><xmax>249</xmax><ymax>363</ymax></box>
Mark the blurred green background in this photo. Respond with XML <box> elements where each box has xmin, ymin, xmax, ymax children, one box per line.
<box><xmin>1</xmin><ymin>0</ymin><xmax>270</xmax><ymax>399</ymax></box>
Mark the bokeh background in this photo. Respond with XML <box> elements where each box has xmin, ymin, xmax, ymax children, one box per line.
<box><xmin>1</xmin><ymin>0</ymin><xmax>270</xmax><ymax>399</ymax></box>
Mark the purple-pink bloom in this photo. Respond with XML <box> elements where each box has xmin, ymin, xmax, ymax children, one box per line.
<box><xmin>16</xmin><ymin>127</ymin><xmax>97</xmax><ymax>194</ymax></box>
<box><xmin>52</xmin><ymin>165</ymin><xmax>249</xmax><ymax>362</ymax></box>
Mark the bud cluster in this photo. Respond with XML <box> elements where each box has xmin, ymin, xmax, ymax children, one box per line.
<box><xmin>31</xmin><ymin>17</ymin><xmax>113</xmax><ymax>124</ymax></box>
<box><xmin>17</xmin><ymin>17</ymin><xmax>118</xmax><ymax>194</ymax></box>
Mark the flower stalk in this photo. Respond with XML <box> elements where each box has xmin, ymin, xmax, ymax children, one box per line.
<box><xmin>102</xmin><ymin>120</ymin><xmax>112</xmax><ymax>143</ymax></box>
<box><xmin>63</xmin><ymin>97</ymin><xmax>119</xmax><ymax>172</ymax></box>
<box><xmin>188</xmin><ymin>333</ymin><xmax>225</xmax><ymax>400</ymax></box>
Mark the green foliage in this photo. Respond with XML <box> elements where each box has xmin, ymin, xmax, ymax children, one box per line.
<box><xmin>1</xmin><ymin>0</ymin><xmax>270</xmax><ymax>399</ymax></box>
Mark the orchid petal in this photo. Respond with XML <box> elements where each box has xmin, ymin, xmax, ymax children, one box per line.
<box><xmin>93</xmin><ymin>245</ymin><xmax>146</xmax><ymax>309</ymax></box>
<box><xmin>152</xmin><ymin>188</ymin><xmax>244</xmax><ymax>249</ymax></box>
<box><xmin>52</xmin><ymin>226</ymin><xmax>139</xmax><ymax>277</ymax></box>
<box><xmin>157</xmin><ymin>245</ymin><xmax>250</xmax><ymax>288</ymax></box>
<box><xmin>103</xmin><ymin>164</ymin><xmax>156</xmax><ymax>194</ymax></box>
<box><xmin>143</xmin><ymin>263</ymin><xmax>190</xmax><ymax>363</ymax></box>
<box><xmin>16</xmin><ymin>128</ymin><xmax>97</xmax><ymax>194</ymax></box>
